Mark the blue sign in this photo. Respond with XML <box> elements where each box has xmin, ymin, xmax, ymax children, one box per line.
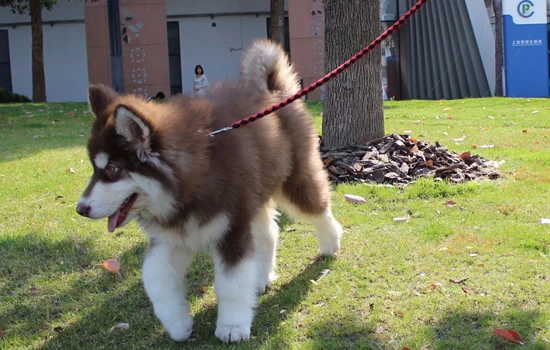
<box><xmin>503</xmin><ymin>0</ymin><xmax>549</xmax><ymax>97</ymax></box>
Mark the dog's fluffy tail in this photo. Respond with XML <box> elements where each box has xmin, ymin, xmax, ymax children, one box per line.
<box><xmin>240</xmin><ymin>39</ymin><xmax>301</xmax><ymax>96</ymax></box>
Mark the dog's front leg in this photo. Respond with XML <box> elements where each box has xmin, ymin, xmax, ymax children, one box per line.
<box><xmin>213</xmin><ymin>239</ymin><xmax>258</xmax><ymax>343</ymax></box>
<box><xmin>142</xmin><ymin>241</ymin><xmax>195</xmax><ymax>341</ymax></box>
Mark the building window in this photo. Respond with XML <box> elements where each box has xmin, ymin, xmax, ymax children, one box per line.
<box><xmin>167</xmin><ymin>21</ymin><xmax>182</xmax><ymax>95</ymax></box>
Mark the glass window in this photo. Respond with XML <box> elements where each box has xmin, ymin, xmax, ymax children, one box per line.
<box><xmin>381</xmin><ymin>0</ymin><xmax>398</xmax><ymax>21</ymax></box>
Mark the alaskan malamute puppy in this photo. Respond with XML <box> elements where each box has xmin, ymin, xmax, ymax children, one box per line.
<box><xmin>76</xmin><ymin>39</ymin><xmax>342</xmax><ymax>343</ymax></box>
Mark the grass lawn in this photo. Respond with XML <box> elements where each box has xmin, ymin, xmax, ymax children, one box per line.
<box><xmin>1</xmin><ymin>97</ymin><xmax>550</xmax><ymax>349</ymax></box>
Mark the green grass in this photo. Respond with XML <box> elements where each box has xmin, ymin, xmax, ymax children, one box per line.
<box><xmin>1</xmin><ymin>97</ymin><xmax>550</xmax><ymax>349</ymax></box>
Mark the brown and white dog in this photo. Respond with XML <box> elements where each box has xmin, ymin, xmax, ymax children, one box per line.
<box><xmin>76</xmin><ymin>39</ymin><xmax>342</xmax><ymax>343</ymax></box>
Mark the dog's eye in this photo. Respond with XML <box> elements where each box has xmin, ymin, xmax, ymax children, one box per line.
<box><xmin>105</xmin><ymin>164</ymin><xmax>121</xmax><ymax>180</ymax></box>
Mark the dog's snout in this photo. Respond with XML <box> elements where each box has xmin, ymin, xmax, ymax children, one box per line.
<box><xmin>76</xmin><ymin>202</ymin><xmax>91</xmax><ymax>217</ymax></box>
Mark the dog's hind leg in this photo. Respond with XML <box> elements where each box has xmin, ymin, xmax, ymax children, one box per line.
<box><xmin>274</xmin><ymin>166</ymin><xmax>342</xmax><ymax>257</ymax></box>
<box><xmin>252</xmin><ymin>200</ymin><xmax>279</xmax><ymax>293</ymax></box>
<box><xmin>142</xmin><ymin>241</ymin><xmax>195</xmax><ymax>341</ymax></box>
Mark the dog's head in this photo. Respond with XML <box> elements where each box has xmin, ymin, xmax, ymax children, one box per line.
<box><xmin>76</xmin><ymin>84</ymin><xmax>184</xmax><ymax>232</ymax></box>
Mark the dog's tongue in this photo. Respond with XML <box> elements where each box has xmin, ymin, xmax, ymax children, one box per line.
<box><xmin>108</xmin><ymin>209</ymin><xmax>121</xmax><ymax>233</ymax></box>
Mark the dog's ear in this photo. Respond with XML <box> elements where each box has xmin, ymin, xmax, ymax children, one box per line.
<box><xmin>88</xmin><ymin>84</ymin><xmax>118</xmax><ymax>119</ymax></box>
<box><xmin>114</xmin><ymin>105</ymin><xmax>159</xmax><ymax>163</ymax></box>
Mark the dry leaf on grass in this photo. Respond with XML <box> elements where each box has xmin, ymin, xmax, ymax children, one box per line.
<box><xmin>461</xmin><ymin>287</ymin><xmax>473</xmax><ymax>295</ymax></box>
<box><xmin>472</xmin><ymin>144</ymin><xmax>477</xmax><ymax>149</ymax></box>
<box><xmin>492</xmin><ymin>328</ymin><xmax>524</xmax><ymax>345</ymax></box>
<box><xmin>428</xmin><ymin>284</ymin><xmax>437</xmax><ymax>290</ymax></box>
<box><xmin>103</xmin><ymin>259</ymin><xmax>120</xmax><ymax>274</ymax></box>
<box><xmin>0</xmin><ymin>327</ymin><xmax>5</xmax><ymax>338</ymax></box>
<box><xmin>344</xmin><ymin>194</ymin><xmax>367</xmax><ymax>205</ymax></box>
<box><xmin>444</xmin><ymin>200</ymin><xmax>457</xmax><ymax>207</ymax></box>
<box><xmin>450</xmin><ymin>277</ymin><xmax>469</xmax><ymax>284</ymax></box>
<box><xmin>460</xmin><ymin>152</ymin><xmax>471</xmax><ymax>160</ymax></box>
<box><xmin>522</xmin><ymin>129</ymin><xmax>528</xmax><ymax>133</ymax></box>
<box><xmin>201</xmin><ymin>286</ymin><xmax>209</xmax><ymax>292</ymax></box>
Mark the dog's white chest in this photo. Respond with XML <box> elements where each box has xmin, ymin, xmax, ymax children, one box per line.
<box><xmin>141</xmin><ymin>213</ymin><xmax>230</xmax><ymax>252</ymax></box>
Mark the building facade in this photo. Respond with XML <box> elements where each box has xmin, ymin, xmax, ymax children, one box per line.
<box><xmin>0</xmin><ymin>0</ymin><xmax>548</xmax><ymax>102</ymax></box>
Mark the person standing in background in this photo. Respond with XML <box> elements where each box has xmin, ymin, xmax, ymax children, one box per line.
<box><xmin>193</xmin><ymin>65</ymin><xmax>209</xmax><ymax>97</ymax></box>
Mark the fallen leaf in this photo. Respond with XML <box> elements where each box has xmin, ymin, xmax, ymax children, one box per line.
<box><xmin>444</xmin><ymin>200</ymin><xmax>457</xmax><ymax>207</ymax></box>
<box><xmin>115</xmin><ymin>322</ymin><xmax>130</xmax><ymax>330</ymax></box>
<box><xmin>425</xmin><ymin>159</ymin><xmax>434</xmax><ymax>167</ymax></box>
<box><xmin>323</xmin><ymin>155</ymin><xmax>334</xmax><ymax>166</ymax></box>
<box><xmin>492</xmin><ymin>328</ymin><xmax>524</xmax><ymax>345</ymax></box>
<box><xmin>65</xmin><ymin>112</ymin><xmax>75</xmax><ymax>116</ymax></box>
<box><xmin>344</xmin><ymin>194</ymin><xmax>367</xmax><ymax>205</ymax></box>
<box><xmin>103</xmin><ymin>259</ymin><xmax>120</xmax><ymax>274</ymax></box>
<box><xmin>522</xmin><ymin>129</ymin><xmax>527</xmax><ymax>133</ymax></box>
<box><xmin>0</xmin><ymin>327</ymin><xmax>5</xmax><ymax>338</ymax></box>
<box><xmin>396</xmin><ymin>311</ymin><xmax>404</xmax><ymax>318</ymax></box>
<box><xmin>460</xmin><ymin>152</ymin><xmax>471</xmax><ymax>160</ymax></box>
<box><xmin>411</xmin><ymin>145</ymin><xmax>419</xmax><ymax>152</ymax></box>
<box><xmin>201</xmin><ymin>286</ymin><xmax>209</xmax><ymax>292</ymax></box>
<box><xmin>450</xmin><ymin>277</ymin><xmax>469</xmax><ymax>284</ymax></box>
<box><xmin>477</xmin><ymin>263</ymin><xmax>485</xmax><ymax>268</ymax></box>
<box><xmin>55</xmin><ymin>195</ymin><xmax>64</xmax><ymax>200</ymax></box>
<box><xmin>472</xmin><ymin>144</ymin><xmax>477</xmax><ymax>149</ymax></box>
<box><xmin>428</xmin><ymin>284</ymin><xmax>437</xmax><ymax>290</ymax></box>
<box><xmin>540</xmin><ymin>218</ymin><xmax>550</xmax><ymax>225</ymax></box>
<box><xmin>401</xmin><ymin>348</ymin><xmax>411</xmax><ymax>350</ymax></box>
<box><xmin>410</xmin><ymin>138</ymin><xmax>418</xmax><ymax>143</ymax></box>
<box><xmin>461</xmin><ymin>287</ymin><xmax>473</xmax><ymax>295</ymax></box>
<box><xmin>448</xmin><ymin>116</ymin><xmax>454</xmax><ymax>120</ymax></box>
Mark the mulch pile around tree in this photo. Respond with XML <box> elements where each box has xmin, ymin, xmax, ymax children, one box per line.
<box><xmin>320</xmin><ymin>134</ymin><xmax>501</xmax><ymax>186</ymax></box>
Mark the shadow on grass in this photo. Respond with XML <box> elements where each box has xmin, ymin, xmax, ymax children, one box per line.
<box><xmin>429</xmin><ymin>309</ymin><xmax>549</xmax><ymax>350</ymax></box>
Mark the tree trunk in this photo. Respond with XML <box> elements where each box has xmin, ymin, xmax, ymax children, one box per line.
<box><xmin>322</xmin><ymin>0</ymin><xmax>383</xmax><ymax>149</ymax></box>
<box><xmin>270</xmin><ymin>0</ymin><xmax>285</xmax><ymax>46</ymax></box>
<box><xmin>493</xmin><ymin>0</ymin><xmax>503</xmax><ymax>96</ymax></box>
<box><xmin>30</xmin><ymin>0</ymin><xmax>47</xmax><ymax>102</ymax></box>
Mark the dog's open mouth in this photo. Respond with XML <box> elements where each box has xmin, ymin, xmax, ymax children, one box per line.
<box><xmin>107</xmin><ymin>193</ymin><xmax>138</xmax><ymax>232</ymax></box>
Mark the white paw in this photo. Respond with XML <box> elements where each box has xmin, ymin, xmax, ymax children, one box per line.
<box><xmin>319</xmin><ymin>240</ymin><xmax>340</xmax><ymax>256</ymax></box>
<box><xmin>257</xmin><ymin>271</ymin><xmax>277</xmax><ymax>293</ymax></box>
<box><xmin>163</xmin><ymin>315</ymin><xmax>194</xmax><ymax>342</ymax></box>
<box><xmin>215</xmin><ymin>324</ymin><xmax>251</xmax><ymax>343</ymax></box>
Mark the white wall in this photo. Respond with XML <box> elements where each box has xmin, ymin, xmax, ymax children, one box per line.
<box><xmin>176</xmin><ymin>15</ymin><xmax>270</xmax><ymax>94</ymax></box>
<box><xmin>1</xmin><ymin>0</ymin><xmax>87</xmax><ymax>101</ymax></box>
<box><xmin>166</xmin><ymin>0</ymin><xmax>287</xmax><ymax>16</ymax></box>
<box><xmin>7</xmin><ymin>23</ymin><xmax>88</xmax><ymax>102</ymax></box>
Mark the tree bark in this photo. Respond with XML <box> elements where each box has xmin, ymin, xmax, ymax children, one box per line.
<box><xmin>323</xmin><ymin>0</ymin><xmax>383</xmax><ymax>149</ymax></box>
<box><xmin>30</xmin><ymin>0</ymin><xmax>47</xmax><ymax>102</ymax></box>
<box><xmin>269</xmin><ymin>0</ymin><xmax>285</xmax><ymax>46</ymax></box>
<box><xmin>493</xmin><ymin>0</ymin><xmax>503</xmax><ymax>96</ymax></box>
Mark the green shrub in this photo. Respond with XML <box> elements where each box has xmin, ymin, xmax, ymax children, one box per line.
<box><xmin>0</xmin><ymin>89</ymin><xmax>31</xmax><ymax>103</ymax></box>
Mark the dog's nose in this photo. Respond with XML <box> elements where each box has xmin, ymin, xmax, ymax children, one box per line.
<box><xmin>76</xmin><ymin>203</ymin><xmax>91</xmax><ymax>217</ymax></box>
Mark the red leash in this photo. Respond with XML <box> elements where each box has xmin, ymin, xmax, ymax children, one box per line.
<box><xmin>209</xmin><ymin>0</ymin><xmax>430</xmax><ymax>137</ymax></box>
